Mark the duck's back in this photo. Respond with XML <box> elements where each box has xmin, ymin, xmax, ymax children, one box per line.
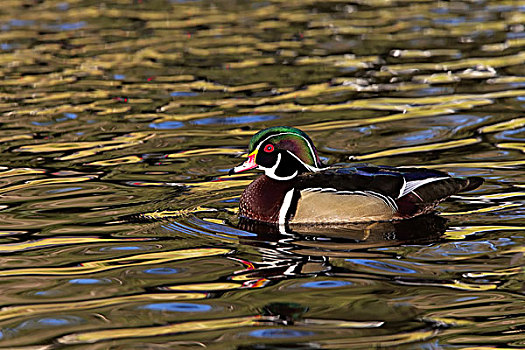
<box><xmin>291</xmin><ymin>165</ymin><xmax>482</xmax><ymax>222</ymax></box>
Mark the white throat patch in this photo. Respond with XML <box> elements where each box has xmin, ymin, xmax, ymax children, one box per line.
<box><xmin>259</xmin><ymin>153</ymin><xmax>298</xmax><ymax>181</ymax></box>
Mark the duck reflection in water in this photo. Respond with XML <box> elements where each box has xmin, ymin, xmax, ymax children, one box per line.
<box><xmin>209</xmin><ymin>213</ymin><xmax>448</xmax><ymax>287</ymax></box>
<box><xmin>237</xmin><ymin>213</ymin><xmax>448</xmax><ymax>244</ymax></box>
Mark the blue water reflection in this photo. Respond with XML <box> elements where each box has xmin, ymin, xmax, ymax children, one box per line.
<box><xmin>140</xmin><ymin>302</ymin><xmax>212</xmax><ymax>312</ymax></box>
<box><xmin>411</xmin><ymin>241</ymin><xmax>501</xmax><ymax>260</ymax></box>
<box><xmin>57</xmin><ymin>2</ymin><xmax>69</xmax><ymax>10</ymax></box>
<box><xmin>57</xmin><ymin>113</ymin><xmax>78</xmax><ymax>121</ymax></box>
<box><xmin>433</xmin><ymin>17</ymin><xmax>466</xmax><ymax>25</ymax></box>
<box><xmin>69</xmin><ymin>278</ymin><xmax>112</xmax><ymax>285</ymax></box>
<box><xmin>494</xmin><ymin>127</ymin><xmax>525</xmax><ymax>141</ymax></box>
<box><xmin>144</xmin><ymin>267</ymin><xmax>179</xmax><ymax>274</ymax></box>
<box><xmin>249</xmin><ymin>329</ymin><xmax>314</xmax><ymax>338</ymax></box>
<box><xmin>9</xmin><ymin>19</ymin><xmax>34</xmax><ymax>26</ymax></box>
<box><xmin>170</xmin><ymin>92</ymin><xmax>199</xmax><ymax>97</ymax></box>
<box><xmin>394</xmin><ymin>128</ymin><xmax>447</xmax><ymax>143</ymax></box>
<box><xmin>455</xmin><ymin>296</ymin><xmax>479</xmax><ymax>302</ymax></box>
<box><xmin>149</xmin><ymin>121</ymin><xmax>184</xmax><ymax>129</ymax></box>
<box><xmin>0</xmin><ymin>316</ymin><xmax>85</xmax><ymax>340</ymax></box>
<box><xmin>18</xmin><ymin>316</ymin><xmax>84</xmax><ymax>330</ymax></box>
<box><xmin>191</xmin><ymin>115</ymin><xmax>278</xmax><ymax>125</ymax></box>
<box><xmin>100</xmin><ymin>246</ymin><xmax>144</xmax><ymax>251</ymax></box>
<box><xmin>48</xmin><ymin>21</ymin><xmax>86</xmax><ymax>31</ymax></box>
<box><xmin>188</xmin><ymin>217</ymin><xmax>257</xmax><ymax>237</ymax></box>
<box><xmin>47</xmin><ymin>187</ymin><xmax>82</xmax><ymax>194</ymax></box>
<box><xmin>301</xmin><ymin>280</ymin><xmax>352</xmax><ymax>288</ymax></box>
<box><xmin>346</xmin><ymin>259</ymin><xmax>418</xmax><ymax>274</ymax></box>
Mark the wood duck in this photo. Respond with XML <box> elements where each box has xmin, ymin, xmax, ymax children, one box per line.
<box><xmin>229</xmin><ymin>126</ymin><xmax>483</xmax><ymax>225</ymax></box>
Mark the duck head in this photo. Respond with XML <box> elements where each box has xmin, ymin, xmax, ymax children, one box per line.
<box><xmin>229</xmin><ymin>126</ymin><xmax>323</xmax><ymax>180</ymax></box>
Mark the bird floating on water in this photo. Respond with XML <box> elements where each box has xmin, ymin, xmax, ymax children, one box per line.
<box><xmin>229</xmin><ymin>126</ymin><xmax>483</xmax><ymax>225</ymax></box>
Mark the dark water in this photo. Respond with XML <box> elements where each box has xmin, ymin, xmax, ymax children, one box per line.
<box><xmin>0</xmin><ymin>0</ymin><xmax>524</xmax><ymax>348</ymax></box>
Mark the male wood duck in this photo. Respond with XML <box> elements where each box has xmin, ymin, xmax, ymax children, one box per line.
<box><xmin>229</xmin><ymin>126</ymin><xmax>483</xmax><ymax>225</ymax></box>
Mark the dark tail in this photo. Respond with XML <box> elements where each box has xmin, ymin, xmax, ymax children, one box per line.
<box><xmin>461</xmin><ymin>176</ymin><xmax>484</xmax><ymax>192</ymax></box>
<box><xmin>414</xmin><ymin>176</ymin><xmax>483</xmax><ymax>204</ymax></box>
<box><xmin>396</xmin><ymin>176</ymin><xmax>484</xmax><ymax>218</ymax></box>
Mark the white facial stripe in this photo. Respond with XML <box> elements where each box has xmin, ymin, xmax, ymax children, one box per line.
<box><xmin>260</xmin><ymin>153</ymin><xmax>298</xmax><ymax>180</ymax></box>
<box><xmin>286</xmin><ymin>150</ymin><xmax>321</xmax><ymax>172</ymax></box>
<box><xmin>254</xmin><ymin>132</ymin><xmax>320</xmax><ymax>168</ymax></box>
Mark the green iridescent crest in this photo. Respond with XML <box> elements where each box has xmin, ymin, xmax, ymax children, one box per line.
<box><xmin>248</xmin><ymin>126</ymin><xmax>321</xmax><ymax>168</ymax></box>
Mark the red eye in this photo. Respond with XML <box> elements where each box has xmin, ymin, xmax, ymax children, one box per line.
<box><xmin>264</xmin><ymin>144</ymin><xmax>274</xmax><ymax>153</ymax></box>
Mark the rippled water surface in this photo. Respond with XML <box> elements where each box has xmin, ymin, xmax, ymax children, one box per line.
<box><xmin>0</xmin><ymin>0</ymin><xmax>524</xmax><ymax>348</ymax></box>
